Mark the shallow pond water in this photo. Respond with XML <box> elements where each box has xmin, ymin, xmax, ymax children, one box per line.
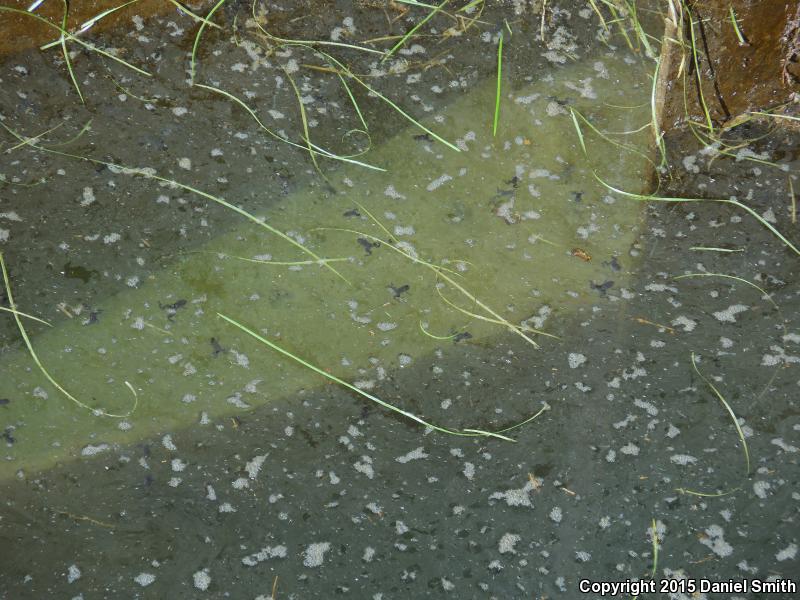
<box><xmin>1</xmin><ymin>1</ymin><xmax>798</xmax><ymax>598</ymax></box>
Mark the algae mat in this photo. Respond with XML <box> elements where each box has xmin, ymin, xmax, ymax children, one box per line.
<box><xmin>0</xmin><ymin>53</ymin><xmax>652</xmax><ymax>479</ymax></box>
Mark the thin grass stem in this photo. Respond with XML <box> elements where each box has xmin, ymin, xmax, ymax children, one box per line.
<box><xmin>1</xmin><ymin>252</ymin><xmax>137</xmax><ymax>418</ymax></box>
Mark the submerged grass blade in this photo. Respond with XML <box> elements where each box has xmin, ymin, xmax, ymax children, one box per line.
<box><xmin>1</xmin><ymin>252</ymin><xmax>137</xmax><ymax>418</ymax></box>
<box><xmin>675</xmin><ymin>486</ymin><xmax>741</xmax><ymax>497</ymax></box>
<box><xmin>218</xmin><ymin>312</ymin><xmax>539</xmax><ymax>440</ymax></box>
<box><xmin>569</xmin><ymin>108</ymin><xmax>586</xmax><ymax>154</ymax></box>
<box><xmin>418</xmin><ymin>320</ymin><xmax>461</xmax><ymax>340</ymax></box>
<box><xmin>570</xmin><ymin>108</ymin><xmax>660</xmax><ymax>175</ymax></box>
<box><xmin>493</xmin><ymin>31</ymin><xmax>503</xmax><ymax>137</ymax></box>
<box><xmin>0</xmin><ymin>305</ymin><xmax>52</xmax><ymax>326</ymax></box>
<box><xmin>0</xmin><ymin>6</ymin><xmax>151</xmax><ymax>77</ymax></box>
<box><xmin>383</xmin><ymin>0</ymin><xmax>450</xmax><ymax>62</ymax></box>
<box><xmin>690</xmin><ymin>352</ymin><xmax>750</xmax><ymax>474</ymax></box>
<box><xmin>190</xmin><ymin>0</ymin><xmax>227</xmax><ymax>84</ymax></box>
<box><xmin>191</xmin><ymin>250</ymin><xmax>347</xmax><ymax>267</ymax></box>
<box><xmin>262</xmin><ymin>39</ymin><xmax>459</xmax><ymax>152</ymax></box>
<box><xmin>196</xmin><ymin>84</ymin><xmax>383</xmax><ymax>171</ymax></box>
<box><xmin>59</xmin><ymin>0</ymin><xmax>84</xmax><ymax>103</ymax></box>
<box><xmin>593</xmin><ymin>174</ymin><xmax>800</xmax><ymax>256</ymax></box>
<box><xmin>728</xmin><ymin>6</ymin><xmax>747</xmax><ymax>45</ymax></box>
<box><xmin>0</xmin><ymin>121</ymin><xmax>348</xmax><ymax>283</ymax></box>
<box><xmin>282</xmin><ymin>64</ymin><xmax>320</xmax><ymax>175</ymax></box>
<box><xmin>317</xmin><ymin>212</ymin><xmax>549</xmax><ymax>349</ymax></box>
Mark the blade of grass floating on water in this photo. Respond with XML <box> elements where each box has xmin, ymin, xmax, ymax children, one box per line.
<box><xmin>434</xmin><ymin>282</ymin><xmax>558</xmax><ymax>341</ymax></box>
<box><xmin>166</xmin><ymin>0</ymin><xmax>223</xmax><ymax>29</ymax></box>
<box><xmin>42</xmin><ymin>119</ymin><xmax>92</xmax><ymax>149</ymax></box>
<box><xmin>218</xmin><ymin>312</ymin><xmax>526</xmax><ymax>440</ymax></box>
<box><xmin>599</xmin><ymin>0</ymin><xmax>633</xmax><ymax>50</ymax></box>
<box><xmin>27</xmin><ymin>0</ymin><xmax>47</xmax><ymax>10</ymax></box>
<box><xmin>672</xmin><ymin>272</ymin><xmax>783</xmax><ymax>315</ymax></box>
<box><xmin>790</xmin><ymin>178</ymin><xmax>796</xmax><ymax>224</ymax></box>
<box><xmin>353</xmin><ymin>207</ymin><xmax>548</xmax><ymax>347</ymax></box>
<box><xmin>189</xmin><ymin>250</ymin><xmax>348</xmax><ymax>267</ymax></box>
<box><xmin>750</xmin><ymin>111</ymin><xmax>800</xmax><ymax>123</ymax></box>
<box><xmin>675</xmin><ymin>486</ymin><xmax>741</xmax><ymax>497</ymax></box>
<box><xmin>190</xmin><ymin>0</ymin><xmax>227</xmax><ymax>84</ymax></box>
<box><xmin>569</xmin><ymin>108</ymin><xmax>586</xmax><ymax>154</ymax></box>
<box><xmin>281</xmin><ymin>64</ymin><xmax>321</xmax><ymax>176</ymax></box>
<box><xmin>622</xmin><ymin>0</ymin><xmax>654</xmax><ymax>58</ymax></box>
<box><xmin>460</xmin><ymin>429</ymin><xmax>516</xmax><ymax>442</ymax></box>
<box><xmin>587</xmin><ymin>0</ymin><xmax>609</xmax><ymax>32</ymax></box>
<box><xmin>570</xmin><ymin>108</ymin><xmax>659</xmax><ymax>172</ymax></box>
<box><xmin>459</xmin><ymin>0</ymin><xmax>484</xmax><ymax>11</ymax></box>
<box><xmin>0</xmin><ymin>305</ymin><xmax>53</xmax><ymax>326</ymax></box>
<box><xmin>317</xmin><ymin>223</ymin><xmax>544</xmax><ymax>348</ymax></box>
<box><xmin>394</xmin><ymin>0</ymin><xmax>439</xmax><ymax>9</ymax></box>
<box><xmin>3</xmin><ymin>123</ymin><xmax>64</xmax><ymax>153</ymax></box>
<box><xmin>316</xmin><ymin>227</ymin><xmax>462</xmax><ymax>278</ymax></box>
<box><xmin>382</xmin><ymin>0</ymin><xmax>450</xmax><ymax>62</ymax></box>
<box><xmin>0</xmin><ymin>6</ymin><xmax>151</xmax><ymax>77</ymax></box>
<box><xmin>728</xmin><ymin>6</ymin><xmax>747</xmax><ymax>45</ymax></box>
<box><xmin>275</xmin><ymin>43</ymin><xmax>459</xmax><ymax>152</ymax></box>
<box><xmin>0</xmin><ymin>252</ymin><xmax>137</xmax><ymax>418</ymax></box>
<box><xmin>690</xmin><ymin>352</ymin><xmax>751</xmax><ymax>475</ymax></box>
<box><xmin>251</xmin><ymin>1</ymin><xmax>385</xmax><ymax>56</ymax></box>
<box><xmin>419</xmin><ymin>320</ymin><xmax>461</xmax><ymax>340</ymax></box>
<box><xmin>195</xmin><ymin>83</ymin><xmax>384</xmax><ymax>171</ymax></box>
<box><xmin>489</xmin><ymin>401</ymin><xmax>550</xmax><ymax>435</ymax></box>
<box><xmin>493</xmin><ymin>30</ymin><xmax>503</xmax><ymax>137</ymax></box>
<box><xmin>0</xmin><ymin>121</ymin><xmax>349</xmax><ymax>283</ymax></box>
<box><xmin>593</xmin><ymin>173</ymin><xmax>800</xmax><ymax>256</ymax></box>
<box><xmin>39</xmin><ymin>0</ymin><xmax>220</xmax><ymax>50</ymax></box>
<box><xmin>688</xmin><ymin>246</ymin><xmax>744</xmax><ymax>253</ymax></box>
<box><xmin>674</xmin><ymin>272</ymin><xmax>787</xmax><ymax>411</ymax></box>
<box><xmin>335</xmin><ymin>71</ymin><xmax>369</xmax><ymax>133</ymax></box>
<box><xmin>76</xmin><ymin>0</ymin><xmax>141</xmax><ymax>33</ymax></box>
<box><xmin>58</xmin><ymin>0</ymin><xmax>84</xmax><ymax>103</ymax></box>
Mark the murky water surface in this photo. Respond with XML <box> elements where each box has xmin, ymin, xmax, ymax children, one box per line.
<box><xmin>1</xmin><ymin>1</ymin><xmax>798</xmax><ymax>598</ymax></box>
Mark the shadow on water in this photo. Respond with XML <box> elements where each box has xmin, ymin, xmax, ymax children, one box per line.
<box><xmin>1</xmin><ymin>1</ymin><xmax>798</xmax><ymax>598</ymax></box>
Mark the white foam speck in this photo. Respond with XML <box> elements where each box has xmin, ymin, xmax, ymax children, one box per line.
<box><xmin>303</xmin><ymin>542</ymin><xmax>331</xmax><ymax>567</ymax></box>
<box><xmin>193</xmin><ymin>569</ymin><xmax>211</xmax><ymax>591</ymax></box>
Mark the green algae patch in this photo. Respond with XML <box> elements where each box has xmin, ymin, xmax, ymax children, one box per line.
<box><xmin>0</xmin><ymin>53</ymin><xmax>652</xmax><ymax>479</ymax></box>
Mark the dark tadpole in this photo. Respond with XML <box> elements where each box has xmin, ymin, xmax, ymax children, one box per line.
<box><xmin>590</xmin><ymin>280</ymin><xmax>614</xmax><ymax>295</ymax></box>
<box><xmin>388</xmin><ymin>283</ymin><xmax>410</xmax><ymax>299</ymax></box>
<box><xmin>357</xmin><ymin>237</ymin><xmax>380</xmax><ymax>255</ymax></box>
<box><xmin>210</xmin><ymin>337</ymin><xmax>226</xmax><ymax>357</ymax></box>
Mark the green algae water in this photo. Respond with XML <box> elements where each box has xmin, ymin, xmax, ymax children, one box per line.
<box><xmin>2</xmin><ymin>1</ymin><xmax>799</xmax><ymax>598</ymax></box>
<box><xmin>0</xmin><ymin>53</ymin><xmax>651</xmax><ymax>480</ymax></box>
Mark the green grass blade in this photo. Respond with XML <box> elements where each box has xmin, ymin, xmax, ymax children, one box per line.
<box><xmin>691</xmin><ymin>352</ymin><xmax>750</xmax><ymax>474</ymax></box>
<box><xmin>0</xmin><ymin>305</ymin><xmax>52</xmax><ymax>326</ymax></box>
<box><xmin>593</xmin><ymin>173</ymin><xmax>800</xmax><ymax>256</ymax></box>
<box><xmin>1</xmin><ymin>252</ymin><xmax>137</xmax><ymax>418</ymax></box>
<box><xmin>0</xmin><ymin>6</ymin><xmax>151</xmax><ymax>77</ymax></box>
<box><xmin>218</xmin><ymin>312</ymin><xmax>520</xmax><ymax>440</ymax></box>
<box><xmin>0</xmin><ymin>120</ymin><xmax>349</xmax><ymax>283</ymax></box>
<box><xmin>59</xmin><ymin>0</ymin><xmax>84</xmax><ymax>103</ymax></box>
<box><xmin>493</xmin><ymin>31</ymin><xmax>503</xmax><ymax>137</ymax></box>
<box><xmin>190</xmin><ymin>0</ymin><xmax>227</xmax><ymax>84</ymax></box>
<box><xmin>382</xmin><ymin>0</ymin><xmax>450</xmax><ymax>62</ymax></box>
<box><xmin>728</xmin><ymin>6</ymin><xmax>747</xmax><ymax>45</ymax></box>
